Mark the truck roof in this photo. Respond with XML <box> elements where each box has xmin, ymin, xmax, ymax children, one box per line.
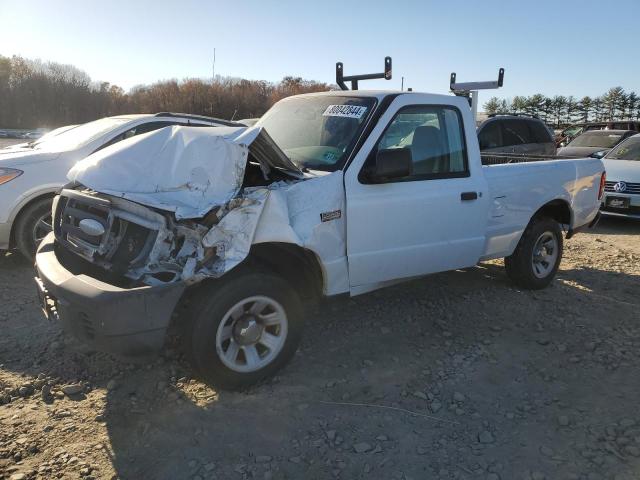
<box><xmin>293</xmin><ymin>89</ymin><xmax>455</xmax><ymax>102</ymax></box>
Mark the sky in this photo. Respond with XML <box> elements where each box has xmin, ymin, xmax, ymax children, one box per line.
<box><xmin>1</xmin><ymin>0</ymin><xmax>638</xmax><ymax>100</ymax></box>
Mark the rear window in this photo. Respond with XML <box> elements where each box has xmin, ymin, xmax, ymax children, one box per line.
<box><xmin>529</xmin><ymin>121</ymin><xmax>552</xmax><ymax>144</ymax></box>
<box><xmin>478</xmin><ymin>121</ymin><xmax>502</xmax><ymax>150</ymax></box>
<box><xmin>502</xmin><ymin>119</ymin><xmax>532</xmax><ymax>146</ymax></box>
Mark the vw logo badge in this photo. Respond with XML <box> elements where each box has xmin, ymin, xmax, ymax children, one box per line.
<box><xmin>613</xmin><ymin>181</ymin><xmax>627</xmax><ymax>193</ymax></box>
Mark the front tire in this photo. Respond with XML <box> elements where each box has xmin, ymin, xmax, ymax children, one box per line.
<box><xmin>183</xmin><ymin>271</ymin><xmax>303</xmax><ymax>390</ymax></box>
<box><xmin>504</xmin><ymin>216</ymin><xmax>563</xmax><ymax>290</ymax></box>
<box><xmin>14</xmin><ymin>197</ymin><xmax>53</xmax><ymax>260</ymax></box>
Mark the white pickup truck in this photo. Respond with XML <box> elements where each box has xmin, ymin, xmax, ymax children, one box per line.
<box><xmin>35</xmin><ymin>90</ymin><xmax>605</xmax><ymax>389</ymax></box>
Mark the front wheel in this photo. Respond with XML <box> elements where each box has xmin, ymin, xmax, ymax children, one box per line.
<box><xmin>183</xmin><ymin>272</ymin><xmax>303</xmax><ymax>390</ymax></box>
<box><xmin>504</xmin><ymin>216</ymin><xmax>563</xmax><ymax>290</ymax></box>
<box><xmin>14</xmin><ymin>197</ymin><xmax>53</xmax><ymax>260</ymax></box>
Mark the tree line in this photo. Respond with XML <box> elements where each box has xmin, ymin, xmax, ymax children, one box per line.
<box><xmin>0</xmin><ymin>55</ymin><xmax>331</xmax><ymax>129</ymax></box>
<box><xmin>484</xmin><ymin>88</ymin><xmax>640</xmax><ymax>127</ymax></box>
<box><xmin>2</xmin><ymin>54</ymin><xmax>638</xmax><ymax>130</ymax></box>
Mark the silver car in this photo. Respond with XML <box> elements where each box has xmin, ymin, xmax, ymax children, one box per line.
<box><xmin>601</xmin><ymin>133</ymin><xmax>640</xmax><ymax>219</ymax></box>
<box><xmin>477</xmin><ymin>115</ymin><xmax>556</xmax><ymax>156</ymax></box>
<box><xmin>558</xmin><ymin>129</ymin><xmax>637</xmax><ymax>159</ymax></box>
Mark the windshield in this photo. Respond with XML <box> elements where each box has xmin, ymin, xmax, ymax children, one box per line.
<box><xmin>605</xmin><ymin>136</ymin><xmax>640</xmax><ymax>161</ymax></box>
<box><xmin>562</xmin><ymin>126</ymin><xmax>583</xmax><ymax>137</ymax></box>
<box><xmin>256</xmin><ymin>95</ymin><xmax>376</xmax><ymax>171</ymax></box>
<box><xmin>32</xmin><ymin>125</ymin><xmax>77</xmax><ymax>144</ymax></box>
<box><xmin>33</xmin><ymin>117</ymin><xmax>130</xmax><ymax>151</ymax></box>
<box><xmin>569</xmin><ymin>131</ymin><xmax>623</xmax><ymax>148</ymax></box>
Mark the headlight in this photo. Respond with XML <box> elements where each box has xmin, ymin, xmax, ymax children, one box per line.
<box><xmin>0</xmin><ymin>168</ymin><xmax>23</xmax><ymax>185</ymax></box>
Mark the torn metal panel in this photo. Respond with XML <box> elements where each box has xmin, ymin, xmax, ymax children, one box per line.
<box><xmin>240</xmin><ymin>127</ymin><xmax>304</xmax><ymax>180</ymax></box>
<box><xmin>201</xmin><ymin>189</ymin><xmax>270</xmax><ymax>276</ymax></box>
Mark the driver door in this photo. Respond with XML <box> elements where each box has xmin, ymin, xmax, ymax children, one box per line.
<box><xmin>344</xmin><ymin>95</ymin><xmax>489</xmax><ymax>291</ymax></box>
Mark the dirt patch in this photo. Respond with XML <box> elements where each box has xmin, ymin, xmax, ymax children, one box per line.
<box><xmin>1</xmin><ymin>217</ymin><xmax>639</xmax><ymax>480</ymax></box>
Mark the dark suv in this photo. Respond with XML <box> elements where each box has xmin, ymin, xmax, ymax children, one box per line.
<box><xmin>478</xmin><ymin>115</ymin><xmax>556</xmax><ymax>156</ymax></box>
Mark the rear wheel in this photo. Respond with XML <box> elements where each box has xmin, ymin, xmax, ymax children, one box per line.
<box><xmin>183</xmin><ymin>271</ymin><xmax>303</xmax><ymax>390</ymax></box>
<box><xmin>14</xmin><ymin>197</ymin><xmax>53</xmax><ymax>260</ymax></box>
<box><xmin>504</xmin><ymin>216</ymin><xmax>563</xmax><ymax>290</ymax></box>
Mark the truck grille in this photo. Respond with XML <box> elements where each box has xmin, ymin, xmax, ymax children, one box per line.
<box><xmin>605</xmin><ymin>181</ymin><xmax>640</xmax><ymax>195</ymax></box>
<box><xmin>54</xmin><ymin>189</ymin><xmax>112</xmax><ymax>260</ymax></box>
<box><xmin>54</xmin><ymin>189</ymin><xmax>159</xmax><ymax>272</ymax></box>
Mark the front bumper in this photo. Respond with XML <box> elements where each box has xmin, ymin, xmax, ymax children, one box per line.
<box><xmin>34</xmin><ymin>233</ymin><xmax>185</xmax><ymax>357</ymax></box>
<box><xmin>0</xmin><ymin>221</ymin><xmax>11</xmax><ymax>250</ymax></box>
<box><xmin>600</xmin><ymin>192</ymin><xmax>640</xmax><ymax>220</ymax></box>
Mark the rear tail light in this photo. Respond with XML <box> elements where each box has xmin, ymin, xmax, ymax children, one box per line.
<box><xmin>598</xmin><ymin>172</ymin><xmax>606</xmax><ymax>200</ymax></box>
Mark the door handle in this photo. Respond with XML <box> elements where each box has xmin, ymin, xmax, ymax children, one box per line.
<box><xmin>461</xmin><ymin>191</ymin><xmax>478</xmax><ymax>201</ymax></box>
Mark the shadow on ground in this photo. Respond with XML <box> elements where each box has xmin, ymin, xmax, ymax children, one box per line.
<box><xmin>584</xmin><ymin>215</ymin><xmax>640</xmax><ymax>236</ymax></box>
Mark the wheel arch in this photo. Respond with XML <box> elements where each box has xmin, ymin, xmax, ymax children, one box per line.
<box><xmin>244</xmin><ymin>242</ymin><xmax>325</xmax><ymax>302</ymax></box>
<box><xmin>9</xmin><ymin>191</ymin><xmax>57</xmax><ymax>249</ymax></box>
<box><xmin>531</xmin><ymin>198</ymin><xmax>572</xmax><ymax>231</ymax></box>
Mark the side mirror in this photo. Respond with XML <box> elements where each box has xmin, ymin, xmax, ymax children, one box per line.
<box><xmin>372</xmin><ymin>148</ymin><xmax>413</xmax><ymax>181</ymax></box>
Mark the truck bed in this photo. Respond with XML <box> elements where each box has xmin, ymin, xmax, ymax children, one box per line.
<box><xmin>481</xmin><ymin>153</ymin><xmax>581</xmax><ymax>165</ymax></box>
<box><xmin>480</xmin><ymin>156</ymin><xmax>603</xmax><ymax>260</ymax></box>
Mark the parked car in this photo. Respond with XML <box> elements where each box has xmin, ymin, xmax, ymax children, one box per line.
<box><xmin>556</xmin><ymin>121</ymin><xmax>640</xmax><ymax>147</ymax></box>
<box><xmin>600</xmin><ymin>133</ymin><xmax>640</xmax><ymax>219</ymax></box>
<box><xmin>557</xmin><ymin>129</ymin><xmax>637</xmax><ymax>158</ymax></box>
<box><xmin>0</xmin><ymin>113</ymin><xmax>242</xmax><ymax>259</ymax></box>
<box><xmin>35</xmin><ymin>90</ymin><xmax>604</xmax><ymax>389</ymax></box>
<box><xmin>477</xmin><ymin>115</ymin><xmax>556</xmax><ymax>156</ymax></box>
<box><xmin>2</xmin><ymin>125</ymin><xmax>78</xmax><ymax>151</ymax></box>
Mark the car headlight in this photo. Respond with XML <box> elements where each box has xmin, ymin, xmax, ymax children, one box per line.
<box><xmin>0</xmin><ymin>167</ymin><xmax>23</xmax><ymax>185</ymax></box>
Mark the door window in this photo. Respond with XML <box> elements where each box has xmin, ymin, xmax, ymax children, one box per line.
<box><xmin>364</xmin><ymin>105</ymin><xmax>469</xmax><ymax>181</ymax></box>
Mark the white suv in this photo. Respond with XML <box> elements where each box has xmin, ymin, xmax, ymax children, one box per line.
<box><xmin>0</xmin><ymin>113</ymin><xmax>240</xmax><ymax>258</ymax></box>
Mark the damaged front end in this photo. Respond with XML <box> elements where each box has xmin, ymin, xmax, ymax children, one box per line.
<box><xmin>53</xmin><ymin>187</ymin><xmax>214</xmax><ymax>285</ymax></box>
<box><xmin>53</xmin><ymin>125</ymin><xmax>307</xmax><ymax>287</ymax></box>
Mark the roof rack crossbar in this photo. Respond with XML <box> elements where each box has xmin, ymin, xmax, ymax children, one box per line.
<box><xmin>336</xmin><ymin>57</ymin><xmax>392</xmax><ymax>91</ymax></box>
<box><xmin>450</xmin><ymin>68</ymin><xmax>504</xmax><ymax>94</ymax></box>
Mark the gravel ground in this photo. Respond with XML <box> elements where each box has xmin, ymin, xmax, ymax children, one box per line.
<box><xmin>0</xmin><ymin>217</ymin><xmax>639</xmax><ymax>480</ymax></box>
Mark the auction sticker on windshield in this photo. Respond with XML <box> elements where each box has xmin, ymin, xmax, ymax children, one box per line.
<box><xmin>322</xmin><ymin>105</ymin><xmax>368</xmax><ymax>119</ymax></box>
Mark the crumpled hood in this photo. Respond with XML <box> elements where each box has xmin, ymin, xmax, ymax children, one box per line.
<box><xmin>558</xmin><ymin>146</ymin><xmax>609</xmax><ymax>158</ymax></box>
<box><xmin>602</xmin><ymin>159</ymin><xmax>640</xmax><ymax>183</ymax></box>
<box><xmin>67</xmin><ymin>125</ymin><xmax>303</xmax><ymax>219</ymax></box>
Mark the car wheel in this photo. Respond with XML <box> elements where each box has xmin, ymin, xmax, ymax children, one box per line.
<box><xmin>183</xmin><ymin>271</ymin><xmax>303</xmax><ymax>390</ymax></box>
<box><xmin>504</xmin><ymin>216</ymin><xmax>563</xmax><ymax>290</ymax></box>
<box><xmin>14</xmin><ymin>197</ymin><xmax>53</xmax><ymax>260</ymax></box>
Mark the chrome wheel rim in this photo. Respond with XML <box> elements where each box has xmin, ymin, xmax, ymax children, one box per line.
<box><xmin>531</xmin><ymin>231</ymin><xmax>558</xmax><ymax>278</ymax></box>
<box><xmin>215</xmin><ymin>295</ymin><xmax>288</xmax><ymax>373</ymax></box>
<box><xmin>32</xmin><ymin>212</ymin><xmax>53</xmax><ymax>246</ymax></box>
